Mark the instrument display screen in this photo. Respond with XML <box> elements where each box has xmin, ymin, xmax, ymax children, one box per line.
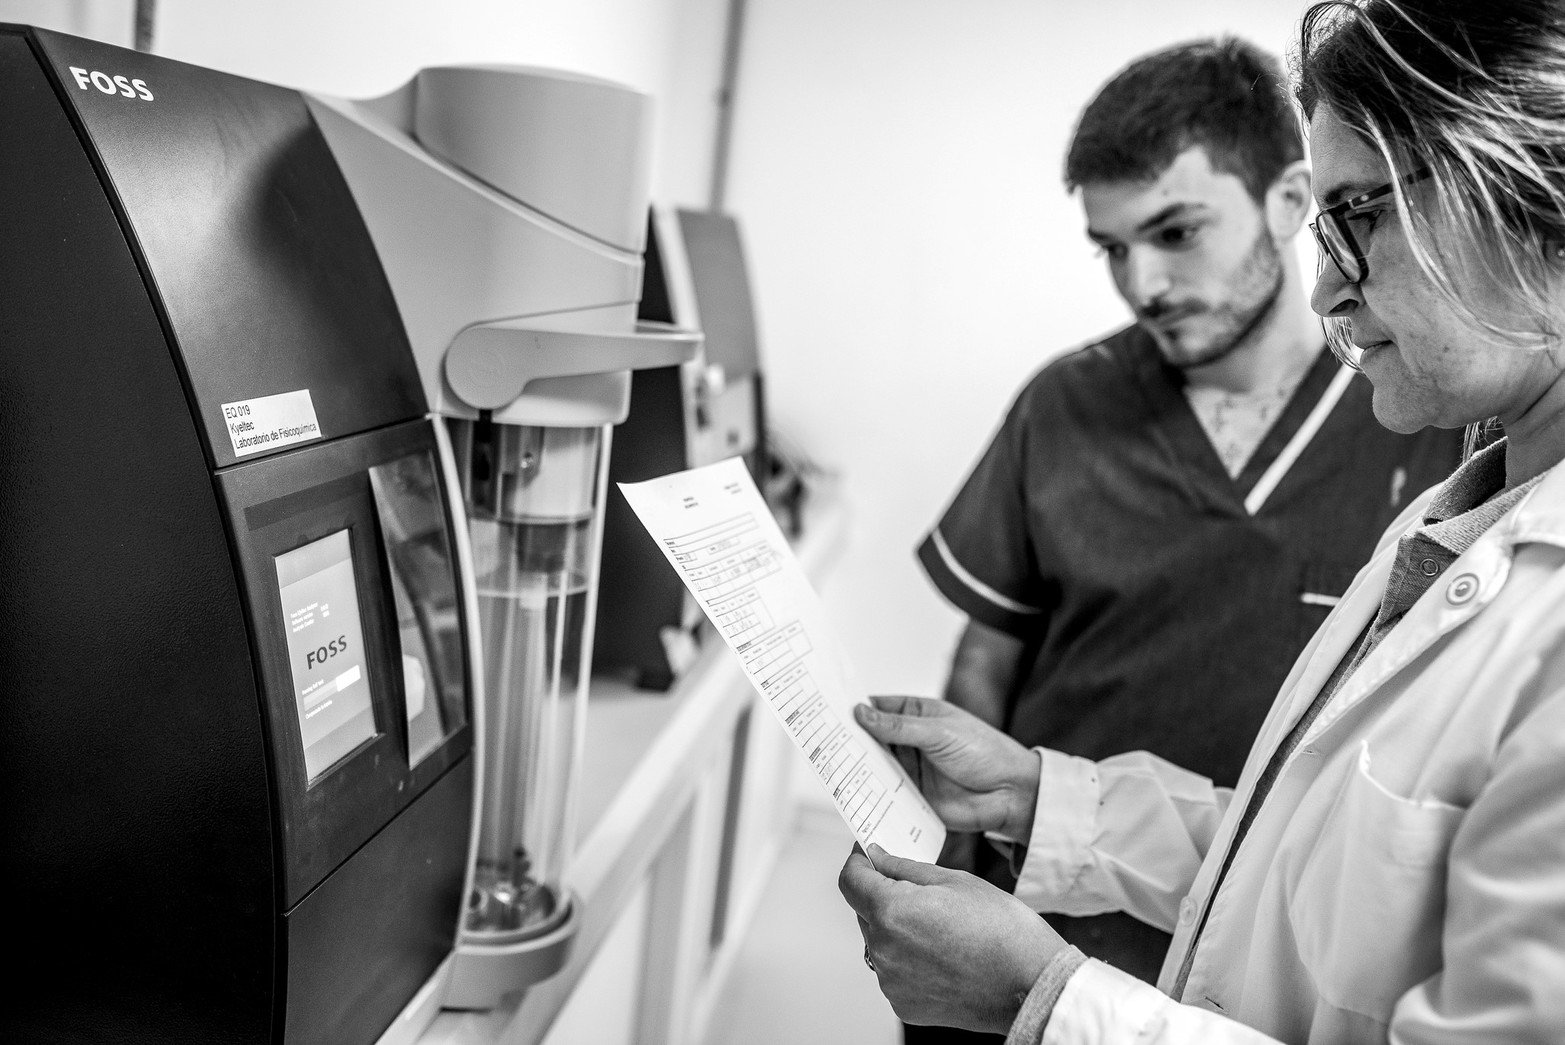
<box><xmin>276</xmin><ymin>529</ymin><xmax>376</xmax><ymax>781</ymax></box>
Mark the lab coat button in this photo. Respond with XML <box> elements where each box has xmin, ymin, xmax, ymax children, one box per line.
<box><xmin>1446</xmin><ymin>573</ymin><xmax>1479</xmax><ymax>606</ymax></box>
<box><xmin>1178</xmin><ymin>896</ymin><xmax>1196</xmax><ymax>925</ymax></box>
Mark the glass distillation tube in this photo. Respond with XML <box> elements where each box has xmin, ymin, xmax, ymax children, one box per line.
<box><xmin>454</xmin><ymin>419</ymin><xmax>603</xmax><ymax>944</ymax></box>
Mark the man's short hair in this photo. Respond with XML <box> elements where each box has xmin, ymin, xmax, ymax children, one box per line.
<box><xmin>1064</xmin><ymin>37</ymin><xmax>1303</xmax><ymax>201</ymax></box>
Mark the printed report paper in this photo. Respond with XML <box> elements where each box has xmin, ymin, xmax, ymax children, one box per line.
<box><xmin>618</xmin><ymin>457</ymin><xmax>945</xmax><ymax>864</ymax></box>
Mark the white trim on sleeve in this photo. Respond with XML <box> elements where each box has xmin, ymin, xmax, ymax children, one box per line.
<box><xmin>930</xmin><ymin>527</ymin><xmax>1044</xmax><ymax>616</ymax></box>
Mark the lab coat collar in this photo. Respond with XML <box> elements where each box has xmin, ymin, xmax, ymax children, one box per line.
<box><xmin>1281</xmin><ymin>452</ymin><xmax>1565</xmax><ymax>748</ymax></box>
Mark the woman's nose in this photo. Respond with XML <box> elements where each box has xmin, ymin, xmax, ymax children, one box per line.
<box><xmin>1310</xmin><ymin>254</ymin><xmax>1360</xmax><ymax>318</ymax></box>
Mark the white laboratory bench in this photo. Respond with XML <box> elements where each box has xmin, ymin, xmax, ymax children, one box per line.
<box><xmin>418</xmin><ymin>486</ymin><xmax>848</xmax><ymax>1045</ymax></box>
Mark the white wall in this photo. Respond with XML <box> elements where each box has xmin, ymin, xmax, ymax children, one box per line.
<box><xmin>0</xmin><ymin>0</ymin><xmax>135</xmax><ymax>43</ymax></box>
<box><xmin>724</xmin><ymin>0</ymin><xmax>1313</xmax><ymax>695</ymax></box>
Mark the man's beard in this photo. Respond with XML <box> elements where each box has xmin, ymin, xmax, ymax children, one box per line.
<box><xmin>1143</xmin><ymin>229</ymin><xmax>1286</xmax><ymax>370</ymax></box>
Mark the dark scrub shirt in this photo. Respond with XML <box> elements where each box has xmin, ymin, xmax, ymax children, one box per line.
<box><xmin>915</xmin><ymin>324</ymin><xmax>1463</xmax><ymax>988</ymax></box>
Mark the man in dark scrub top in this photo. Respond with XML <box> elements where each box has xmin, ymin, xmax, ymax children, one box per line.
<box><xmin>908</xmin><ymin>37</ymin><xmax>1462</xmax><ymax>1044</ymax></box>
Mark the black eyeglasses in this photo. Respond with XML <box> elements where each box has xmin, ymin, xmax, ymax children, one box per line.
<box><xmin>1310</xmin><ymin>168</ymin><xmax>1431</xmax><ymax>284</ymax></box>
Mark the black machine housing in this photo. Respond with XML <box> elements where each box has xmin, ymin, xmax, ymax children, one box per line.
<box><xmin>0</xmin><ymin>27</ymin><xmax>473</xmax><ymax>1044</ymax></box>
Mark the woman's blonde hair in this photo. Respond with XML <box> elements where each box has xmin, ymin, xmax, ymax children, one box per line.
<box><xmin>1296</xmin><ymin>0</ymin><xmax>1565</xmax><ymax>352</ymax></box>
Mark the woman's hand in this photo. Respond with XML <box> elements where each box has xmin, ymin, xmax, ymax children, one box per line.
<box><xmin>855</xmin><ymin>695</ymin><xmax>1040</xmax><ymax>842</ymax></box>
<box><xmin>839</xmin><ymin>844</ymin><xmax>1066</xmax><ymax>1033</ymax></box>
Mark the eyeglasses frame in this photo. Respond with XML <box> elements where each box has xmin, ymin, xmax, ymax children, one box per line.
<box><xmin>1310</xmin><ymin>167</ymin><xmax>1431</xmax><ymax>285</ymax></box>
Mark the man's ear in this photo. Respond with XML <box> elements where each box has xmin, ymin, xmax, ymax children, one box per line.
<box><xmin>1265</xmin><ymin>160</ymin><xmax>1313</xmax><ymax>239</ymax></box>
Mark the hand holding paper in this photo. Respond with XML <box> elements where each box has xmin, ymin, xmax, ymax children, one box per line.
<box><xmin>852</xmin><ymin>696</ymin><xmax>1040</xmax><ymax>845</ymax></box>
<box><xmin>838</xmin><ymin>843</ymin><xmax>1066</xmax><ymax>1033</ymax></box>
<box><xmin>618</xmin><ymin>458</ymin><xmax>945</xmax><ymax>863</ymax></box>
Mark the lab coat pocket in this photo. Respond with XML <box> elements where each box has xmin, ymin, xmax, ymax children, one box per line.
<box><xmin>1288</xmin><ymin>743</ymin><xmax>1465</xmax><ymax>1019</ymax></box>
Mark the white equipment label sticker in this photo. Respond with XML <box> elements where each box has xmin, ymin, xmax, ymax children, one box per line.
<box><xmin>222</xmin><ymin>390</ymin><xmax>322</xmax><ymax>457</ymax></box>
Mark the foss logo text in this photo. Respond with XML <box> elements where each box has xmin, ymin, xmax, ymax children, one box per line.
<box><xmin>68</xmin><ymin>66</ymin><xmax>154</xmax><ymax>100</ymax></box>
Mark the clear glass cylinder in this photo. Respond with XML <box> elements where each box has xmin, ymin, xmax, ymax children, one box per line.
<box><xmin>450</xmin><ymin>419</ymin><xmax>605</xmax><ymax>943</ymax></box>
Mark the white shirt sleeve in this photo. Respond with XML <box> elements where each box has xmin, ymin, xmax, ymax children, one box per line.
<box><xmin>1014</xmin><ymin>748</ymin><xmax>1234</xmax><ymax>932</ymax></box>
<box><xmin>1037</xmin><ymin>961</ymin><xmax>1283</xmax><ymax>1045</ymax></box>
<box><xmin>1006</xmin><ymin>753</ymin><xmax>1276</xmax><ymax>1043</ymax></box>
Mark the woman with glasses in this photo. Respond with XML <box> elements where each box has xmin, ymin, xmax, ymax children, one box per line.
<box><xmin>839</xmin><ymin>1</ymin><xmax>1565</xmax><ymax>1041</ymax></box>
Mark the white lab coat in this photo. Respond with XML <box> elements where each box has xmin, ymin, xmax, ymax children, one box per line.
<box><xmin>1014</xmin><ymin>462</ymin><xmax>1565</xmax><ymax>1043</ymax></box>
